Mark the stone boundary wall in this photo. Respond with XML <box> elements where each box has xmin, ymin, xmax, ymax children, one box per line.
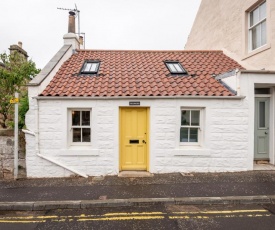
<box><xmin>0</xmin><ymin>130</ymin><xmax>26</xmax><ymax>179</ymax></box>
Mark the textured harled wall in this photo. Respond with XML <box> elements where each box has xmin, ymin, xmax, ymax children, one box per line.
<box><xmin>185</xmin><ymin>0</ymin><xmax>275</xmax><ymax>70</ymax></box>
<box><xmin>25</xmin><ymin>97</ymin><xmax>250</xmax><ymax>178</ymax></box>
<box><xmin>239</xmin><ymin>72</ymin><xmax>275</xmax><ymax>166</ymax></box>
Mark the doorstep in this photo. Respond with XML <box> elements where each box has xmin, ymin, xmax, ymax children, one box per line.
<box><xmin>253</xmin><ymin>162</ymin><xmax>275</xmax><ymax>171</ymax></box>
<box><xmin>118</xmin><ymin>171</ymin><xmax>153</xmax><ymax>177</ymax></box>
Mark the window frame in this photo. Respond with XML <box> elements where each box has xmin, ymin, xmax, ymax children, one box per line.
<box><xmin>80</xmin><ymin>60</ymin><xmax>100</xmax><ymax>75</ymax></box>
<box><xmin>69</xmin><ymin>109</ymin><xmax>92</xmax><ymax>146</ymax></box>
<box><xmin>248</xmin><ymin>1</ymin><xmax>267</xmax><ymax>52</ymax></box>
<box><xmin>180</xmin><ymin>108</ymin><xmax>203</xmax><ymax>146</ymax></box>
<box><xmin>165</xmin><ymin>61</ymin><xmax>187</xmax><ymax>75</ymax></box>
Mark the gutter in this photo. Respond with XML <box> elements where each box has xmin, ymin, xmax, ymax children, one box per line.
<box><xmin>240</xmin><ymin>70</ymin><xmax>275</xmax><ymax>74</ymax></box>
<box><xmin>0</xmin><ymin>195</ymin><xmax>273</xmax><ymax>211</ymax></box>
<box><xmin>35</xmin><ymin>95</ymin><xmax>246</xmax><ymax>100</ymax></box>
<box><xmin>23</xmin><ymin>99</ymin><xmax>88</xmax><ymax>178</ymax></box>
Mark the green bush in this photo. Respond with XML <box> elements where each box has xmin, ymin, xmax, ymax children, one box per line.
<box><xmin>0</xmin><ymin>52</ymin><xmax>39</xmax><ymax>128</ymax></box>
<box><xmin>18</xmin><ymin>91</ymin><xmax>29</xmax><ymax>129</ymax></box>
<box><xmin>7</xmin><ymin>91</ymin><xmax>29</xmax><ymax>129</ymax></box>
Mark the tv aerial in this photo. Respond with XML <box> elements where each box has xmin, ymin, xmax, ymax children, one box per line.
<box><xmin>57</xmin><ymin>4</ymin><xmax>81</xmax><ymax>35</ymax></box>
<box><xmin>57</xmin><ymin>4</ymin><xmax>85</xmax><ymax>48</ymax></box>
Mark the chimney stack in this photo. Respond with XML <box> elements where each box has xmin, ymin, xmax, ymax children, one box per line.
<box><xmin>68</xmin><ymin>11</ymin><xmax>76</xmax><ymax>33</ymax></box>
<box><xmin>63</xmin><ymin>11</ymin><xmax>80</xmax><ymax>50</ymax></box>
<box><xmin>9</xmin><ymin>41</ymin><xmax>28</xmax><ymax>60</ymax></box>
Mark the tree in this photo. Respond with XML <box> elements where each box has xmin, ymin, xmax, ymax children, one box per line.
<box><xmin>0</xmin><ymin>52</ymin><xmax>40</xmax><ymax>128</ymax></box>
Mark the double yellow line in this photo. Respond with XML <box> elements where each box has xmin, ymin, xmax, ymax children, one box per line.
<box><xmin>0</xmin><ymin>209</ymin><xmax>271</xmax><ymax>223</ymax></box>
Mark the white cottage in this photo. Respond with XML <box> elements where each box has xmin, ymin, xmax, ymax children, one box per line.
<box><xmin>24</xmin><ymin>21</ymin><xmax>275</xmax><ymax>178</ymax></box>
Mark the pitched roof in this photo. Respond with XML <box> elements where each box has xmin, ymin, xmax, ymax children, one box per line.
<box><xmin>40</xmin><ymin>50</ymin><xmax>243</xmax><ymax>97</ymax></box>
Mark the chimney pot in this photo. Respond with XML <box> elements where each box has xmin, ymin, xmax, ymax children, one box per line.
<box><xmin>69</xmin><ymin>11</ymin><xmax>75</xmax><ymax>16</ymax></box>
<box><xmin>79</xmin><ymin>36</ymin><xmax>83</xmax><ymax>45</ymax></box>
<box><xmin>18</xmin><ymin>41</ymin><xmax>22</xmax><ymax>48</ymax></box>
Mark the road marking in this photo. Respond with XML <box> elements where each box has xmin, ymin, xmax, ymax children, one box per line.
<box><xmin>0</xmin><ymin>215</ymin><xmax>59</xmax><ymax>220</ymax></box>
<box><xmin>0</xmin><ymin>220</ymin><xmax>46</xmax><ymax>223</ymax></box>
<box><xmin>104</xmin><ymin>212</ymin><xmax>165</xmax><ymax>216</ymax></box>
<box><xmin>169</xmin><ymin>214</ymin><xmax>271</xmax><ymax>219</ymax></box>
<box><xmin>172</xmin><ymin>209</ymin><xmax>268</xmax><ymax>215</ymax></box>
<box><xmin>0</xmin><ymin>209</ymin><xmax>272</xmax><ymax>223</ymax></box>
<box><xmin>170</xmin><ymin>216</ymin><xmax>209</xmax><ymax>219</ymax></box>
<box><xmin>78</xmin><ymin>216</ymin><xmax>165</xmax><ymax>221</ymax></box>
<box><xmin>52</xmin><ymin>219</ymin><xmax>67</xmax><ymax>222</ymax></box>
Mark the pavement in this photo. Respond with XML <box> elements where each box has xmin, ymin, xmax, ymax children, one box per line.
<box><xmin>1</xmin><ymin>171</ymin><xmax>275</xmax><ymax>211</ymax></box>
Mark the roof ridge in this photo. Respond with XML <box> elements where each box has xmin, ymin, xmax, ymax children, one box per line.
<box><xmin>75</xmin><ymin>49</ymin><xmax>223</xmax><ymax>53</ymax></box>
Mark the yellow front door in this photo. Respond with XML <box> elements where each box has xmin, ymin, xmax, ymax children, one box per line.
<box><xmin>120</xmin><ymin>107</ymin><xmax>149</xmax><ymax>171</ymax></box>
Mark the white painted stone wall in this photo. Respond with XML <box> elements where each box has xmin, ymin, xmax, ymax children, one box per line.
<box><xmin>239</xmin><ymin>72</ymin><xmax>275</xmax><ymax>166</ymax></box>
<box><xmin>185</xmin><ymin>0</ymin><xmax>275</xmax><ymax>70</ymax></box>
<box><xmin>25</xmin><ymin>95</ymin><xmax>251</xmax><ymax>177</ymax></box>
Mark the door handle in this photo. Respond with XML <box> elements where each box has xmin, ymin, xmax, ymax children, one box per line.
<box><xmin>142</xmin><ymin>140</ymin><xmax>147</xmax><ymax>144</ymax></box>
<box><xmin>265</xmin><ymin>132</ymin><xmax>268</xmax><ymax>134</ymax></box>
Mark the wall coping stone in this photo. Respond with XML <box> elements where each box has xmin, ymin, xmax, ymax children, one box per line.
<box><xmin>0</xmin><ymin>129</ymin><xmax>24</xmax><ymax>137</ymax></box>
<box><xmin>0</xmin><ymin>129</ymin><xmax>14</xmax><ymax>137</ymax></box>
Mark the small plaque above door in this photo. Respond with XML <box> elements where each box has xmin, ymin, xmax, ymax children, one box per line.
<box><xmin>129</xmin><ymin>101</ymin><xmax>140</xmax><ymax>106</ymax></box>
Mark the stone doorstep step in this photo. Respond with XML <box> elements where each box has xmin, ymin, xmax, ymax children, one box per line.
<box><xmin>118</xmin><ymin>171</ymin><xmax>153</xmax><ymax>177</ymax></box>
<box><xmin>0</xmin><ymin>195</ymin><xmax>275</xmax><ymax>211</ymax></box>
<box><xmin>255</xmin><ymin>160</ymin><xmax>269</xmax><ymax>164</ymax></box>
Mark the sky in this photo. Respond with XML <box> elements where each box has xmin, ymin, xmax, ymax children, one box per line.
<box><xmin>1</xmin><ymin>0</ymin><xmax>201</xmax><ymax>69</ymax></box>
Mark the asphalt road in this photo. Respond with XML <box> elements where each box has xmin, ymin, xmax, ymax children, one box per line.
<box><xmin>0</xmin><ymin>204</ymin><xmax>275</xmax><ymax>230</ymax></box>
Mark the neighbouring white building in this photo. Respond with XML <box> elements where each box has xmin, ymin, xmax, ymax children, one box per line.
<box><xmin>24</xmin><ymin>11</ymin><xmax>275</xmax><ymax>178</ymax></box>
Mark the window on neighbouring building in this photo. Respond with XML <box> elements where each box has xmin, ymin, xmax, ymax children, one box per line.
<box><xmin>80</xmin><ymin>61</ymin><xmax>100</xmax><ymax>74</ymax></box>
<box><xmin>71</xmin><ymin>110</ymin><xmax>91</xmax><ymax>143</ymax></box>
<box><xmin>249</xmin><ymin>1</ymin><xmax>267</xmax><ymax>51</ymax></box>
<box><xmin>180</xmin><ymin>109</ymin><xmax>201</xmax><ymax>144</ymax></box>
<box><xmin>165</xmin><ymin>62</ymin><xmax>187</xmax><ymax>74</ymax></box>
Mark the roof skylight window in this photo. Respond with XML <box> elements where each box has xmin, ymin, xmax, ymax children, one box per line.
<box><xmin>80</xmin><ymin>61</ymin><xmax>100</xmax><ymax>74</ymax></box>
<box><xmin>165</xmin><ymin>62</ymin><xmax>187</xmax><ymax>74</ymax></box>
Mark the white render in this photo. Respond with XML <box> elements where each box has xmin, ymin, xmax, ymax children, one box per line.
<box><xmin>239</xmin><ymin>71</ymin><xmax>275</xmax><ymax>166</ymax></box>
<box><xmin>25</xmin><ymin>95</ymin><xmax>253</xmax><ymax>177</ymax></box>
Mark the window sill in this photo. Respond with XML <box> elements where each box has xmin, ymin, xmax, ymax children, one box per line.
<box><xmin>242</xmin><ymin>44</ymin><xmax>271</xmax><ymax>61</ymax></box>
<box><xmin>173</xmin><ymin>148</ymin><xmax>211</xmax><ymax>156</ymax></box>
<box><xmin>59</xmin><ymin>148</ymin><xmax>99</xmax><ymax>156</ymax></box>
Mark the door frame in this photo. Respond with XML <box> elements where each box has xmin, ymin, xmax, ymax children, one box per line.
<box><xmin>119</xmin><ymin>107</ymin><xmax>150</xmax><ymax>172</ymax></box>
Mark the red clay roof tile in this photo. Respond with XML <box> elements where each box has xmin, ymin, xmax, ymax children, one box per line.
<box><xmin>40</xmin><ymin>50</ymin><xmax>244</xmax><ymax>97</ymax></box>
